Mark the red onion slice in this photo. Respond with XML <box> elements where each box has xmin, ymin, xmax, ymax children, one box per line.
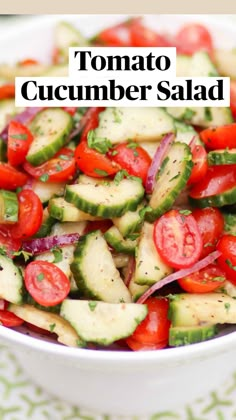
<box><xmin>145</xmin><ymin>133</ymin><xmax>175</xmax><ymax>194</ymax></box>
<box><xmin>189</xmin><ymin>135</ymin><xmax>198</xmax><ymax>149</ymax></box>
<box><xmin>22</xmin><ymin>233</ymin><xmax>80</xmax><ymax>255</ymax></box>
<box><xmin>69</xmin><ymin>107</ymin><xmax>95</xmax><ymax>140</ymax></box>
<box><xmin>124</xmin><ymin>256</ymin><xmax>135</xmax><ymax>287</ymax></box>
<box><xmin>0</xmin><ymin>107</ymin><xmax>43</xmax><ymax>142</ymax></box>
<box><xmin>137</xmin><ymin>250</ymin><xmax>222</xmax><ymax>304</ymax></box>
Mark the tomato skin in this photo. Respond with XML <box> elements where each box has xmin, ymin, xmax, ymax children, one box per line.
<box><xmin>0</xmin><ymin>84</ymin><xmax>15</xmax><ymax>100</ymax></box>
<box><xmin>24</xmin><ymin>261</ymin><xmax>70</xmax><ymax>307</ymax></box>
<box><xmin>153</xmin><ymin>210</ymin><xmax>203</xmax><ymax>269</ymax></box>
<box><xmin>75</xmin><ymin>140</ymin><xmax>120</xmax><ymax>178</ymax></box>
<box><xmin>126</xmin><ymin>298</ymin><xmax>170</xmax><ymax>350</ymax></box>
<box><xmin>7</xmin><ymin>121</ymin><xmax>34</xmax><ymax>167</ymax></box>
<box><xmin>79</xmin><ymin>107</ymin><xmax>105</xmax><ymax>144</ymax></box>
<box><xmin>178</xmin><ymin>264</ymin><xmax>226</xmax><ymax>293</ymax></box>
<box><xmin>175</xmin><ymin>24</ymin><xmax>213</xmax><ymax>56</ymax></box>
<box><xmin>0</xmin><ymin>163</ymin><xmax>28</xmax><ymax>190</ymax></box>
<box><xmin>189</xmin><ymin>165</ymin><xmax>236</xmax><ymax>199</ymax></box>
<box><xmin>217</xmin><ymin>235</ymin><xmax>236</xmax><ymax>285</ymax></box>
<box><xmin>188</xmin><ymin>145</ymin><xmax>208</xmax><ymax>185</ymax></box>
<box><xmin>192</xmin><ymin>207</ymin><xmax>224</xmax><ymax>258</ymax></box>
<box><xmin>230</xmin><ymin>81</ymin><xmax>236</xmax><ymax>120</ymax></box>
<box><xmin>19</xmin><ymin>58</ymin><xmax>39</xmax><ymax>66</ymax></box>
<box><xmin>62</xmin><ymin>107</ymin><xmax>77</xmax><ymax>116</ymax></box>
<box><xmin>95</xmin><ymin>18</ymin><xmax>136</xmax><ymax>46</ymax></box>
<box><xmin>11</xmin><ymin>190</ymin><xmax>43</xmax><ymax>240</ymax></box>
<box><xmin>130</xmin><ymin>20</ymin><xmax>171</xmax><ymax>47</ymax></box>
<box><xmin>109</xmin><ymin>142</ymin><xmax>151</xmax><ymax>184</ymax></box>
<box><xmin>0</xmin><ymin>310</ymin><xmax>24</xmax><ymax>327</ymax></box>
<box><xmin>126</xmin><ymin>338</ymin><xmax>167</xmax><ymax>351</ymax></box>
<box><xmin>0</xmin><ymin>225</ymin><xmax>22</xmax><ymax>258</ymax></box>
<box><xmin>23</xmin><ymin>155</ymin><xmax>76</xmax><ymax>183</ymax></box>
<box><xmin>200</xmin><ymin>124</ymin><xmax>236</xmax><ymax>150</ymax></box>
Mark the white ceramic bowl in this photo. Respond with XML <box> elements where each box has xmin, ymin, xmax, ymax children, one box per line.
<box><xmin>1</xmin><ymin>14</ymin><xmax>236</xmax><ymax>416</ymax></box>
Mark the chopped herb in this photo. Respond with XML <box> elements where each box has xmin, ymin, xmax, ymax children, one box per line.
<box><xmin>212</xmin><ymin>276</ymin><xmax>225</xmax><ymax>282</ymax></box>
<box><xmin>204</xmin><ymin>242</ymin><xmax>214</xmax><ymax>248</ymax></box>
<box><xmin>226</xmin><ymin>259</ymin><xmax>236</xmax><ymax>271</ymax></box>
<box><xmin>169</xmin><ymin>173</ymin><xmax>180</xmax><ymax>182</ymax></box>
<box><xmin>87</xmin><ymin>130</ymin><xmax>112</xmax><ymax>154</ymax></box>
<box><xmin>179</xmin><ymin>209</ymin><xmax>192</xmax><ymax>216</ymax></box>
<box><xmin>56</xmin><ymin>164</ymin><xmax>62</xmax><ymax>172</ymax></box>
<box><xmin>114</xmin><ymin>169</ymin><xmax>129</xmax><ymax>185</ymax></box>
<box><xmin>39</xmin><ymin>173</ymin><xmax>49</xmax><ymax>182</ymax></box>
<box><xmin>37</xmin><ymin>273</ymin><xmax>44</xmax><ymax>282</ymax></box>
<box><xmin>133</xmin><ymin>150</ymin><xmax>139</xmax><ymax>157</ymax></box>
<box><xmin>49</xmin><ymin>323</ymin><xmax>56</xmax><ymax>332</ymax></box>
<box><xmin>13</xmin><ymin>250</ymin><xmax>32</xmax><ymax>261</ymax></box>
<box><xmin>11</xmin><ymin>133</ymin><xmax>28</xmax><ymax>140</ymax></box>
<box><xmin>52</xmin><ymin>248</ymin><xmax>63</xmax><ymax>263</ymax></box>
<box><xmin>88</xmin><ymin>301</ymin><xmax>97</xmax><ymax>311</ymax></box>
<box><xmin>166</xmin><ymin>294</ymin><xmax>180</xmax><ymax>301</ymax></box>
<box><xmin>204</xmin><ymin>107</ymin><xmax>213</xmax><ymax>122</ymax></box>
<box><xmin>154</xmin><ymin>266</ymin><xmax>160</xmax><ymax>271</ymax></box>
<box><xmin>129</xmin><ymin>175</ymin><xmax>142</xmax><ymax>183</ymax></box>
<box><xmin>158</xmin><ymin>156</ymin><xmax>169</xmax><ymax>177</ymax></box>
<box><xmin>181</xmin><ymin>108</ymin><xmax>196</xmax><ymax>120</ymax></box>
<box><xmin>119</xmin><ymin>298</ymin><xmax>125</xmax><ymax>303</ymax></box>
<box><xmin>94</xmin><ymin>168</ymin><xmax>108</xmax><ymax>177</ymax></box>
<box><xmin>58</xmin><ymin>154</ymin><xmax>70</xmax><ymax>160</ymax></box>
<box><xmin>112</xmin><ymin>108</ymin><xmax>122</xmax><ymax>123</ymax></box>
<box><xmin>0</xmin><ymin>246</ymin><xmax>6</xmax><ymax>256</ymax></box>
<box><xmin>127</xmin><ymin>233</ymin><xmax>139</xmax><ymax>241</ymax></box>
<box><xmin>16</xmin><ymin>187</ymin><xmax>23</xmax><ymax>194</ymax></box>
<box><xmin>224</xmin><ymin>302</ymin><xmax>231</xmax><ymax>312</ymax></box>
<box><xmin>110</xmin><ymin>150</ymin><xmax>118</xmax><ymax>156</ymax></box>
<box><xmin>139</xmin><ymin>206</ymin><xmax>153</xmax><ymax>219</ymax></box>
<box><xmin>127</xmin><ymin>141</ymin><xmax>138</xmax><ymax>150</ymax></box>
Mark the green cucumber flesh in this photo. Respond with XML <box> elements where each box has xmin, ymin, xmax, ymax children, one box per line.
<box><xmin>189</xmin><ymin>185</ymin><xmax>236</xmax><ymax>208</ymax></box>
<box><xmin>112</xmin><ymin>202</ymin><xmax>144</xmax><ymax>238</ymax></box>
<box><xmin>208</xmin><ymin>149</ymin><xmax>236</xmax><ymax>165</ymax></box>
<box><xmin>0</xmin><ymin>190</ymin><xmax>18</xmax><ymax>223</ymax></box>
<box><xmin>215</xmin><ymin>49</ymin><xmax>236</xmax><ymax>79</ymax></box>
<box><xmin>70</xmin><ymin>230</ymin><xmax>131</xmax><ymax>303</ymax></box>
<box><xmin>60</xmin><ymin>299</ymin><xmax>147</xmax><ymax>345</ymax></box>
<box><xmin>49</xmin><ymin>197</ymin><xmax>102</xmax><ymax>222</ymax></box>
<box><xmin>146</xmin><ymin>142</ymin><xmax>193</xmax><ymax>222</ymax></box>
<box><xmin>104</xmin><ymin>226</ymin><xmax>137</xmax><ymax>255</ymax></box>
<box><xmin>0</xmin><ymin>255</ymin><xmax>23</xmax><ymax>304</ymax></box>
<box><xmin>31</xmin><ymin>180</ymin><xmax>65</xmax><ymax>204</ymax></box>
<box><xmin>34</xmin><ymin>208</ymin><xmax>55</xmax><ymax>238</ymax></box>
<box><xmin>223</xmin><ymin>212</ymin><xmax>236</xmax><ymax>235</ymax></box>
<box><xmin>169</xmin><ymin>324</ymin><xmax>217</xmax><ymax>347</ymax></box>
<box><xmin>27</xmin><ymin>108</ymin><xmax>73</xmax><ymax>166</ymax></box>
<box><xmin>167</xmin><ymin>106</ymin><xmax>233</xmax><ymax>128</ymax></box>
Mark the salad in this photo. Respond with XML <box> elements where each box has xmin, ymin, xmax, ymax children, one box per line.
<box><xmin>0</xmin><ymin>17</ymin><xmax>236</xmax><ymax>351</ymax></box>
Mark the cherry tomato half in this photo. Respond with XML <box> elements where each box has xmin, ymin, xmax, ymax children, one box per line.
<box><xmin>95</xmin><ymin>18</ymin><xmax>137</xmax><ymax>46</ymax></box>
<box><xmin>175</xmin><ymin>23</ymin><xmax>213</xmax><ymax>56</ymax></box>
<box><xmin>153</xmin><ymin>209</ymin><xmax>203</xmax><ymax>269</ymax></box>
<box><xmin>0</xmin><ymin>84</ymin><xmax>15</xmax><ymax>100</ymax></box>
<box><xmin>217</xmin><ymin>235</ymin><xmax>236</xmax><ymax>285</ymax></box>
<box><xmin>109</xmin><ymin>142</ymin><xmax>151</xmax><ymax>184</ymax></box>
<box><xmin>200</xmin><ymin>124</ymin><xmax>236</xmax><ymax>150</ymax></box>
<box><xmin>187</xmin><ymin>145</ymin><xmax>208</xmax><ymax>185</ymax></box>
<box><xmin>192</xmin><ymin>207</ymin><xmax>224</xmax><ymax>258</ymax></box>
<box><xmin>23</xmin><ymin>153</ymin><xmax>76</xmax><ymax>183</ymax></box>
<box><xmin>0</xmin><ymin>225</ymin><xmax>21</xmax><ymax>258</ymax></box>
<box><xmin>11</xmin><ymin>189</ymin><xmax>43</xmax><ymax>240</ymax></box>
<box><xmin>130</xmin><ymin>20</ymin><xmax>171</xmax><ymax>47</ymax></box>
<box><xmin>7</xmin><ymin>121</ymin><xmax>34</xmax><ymax>167</ymax></box>
<box><xmin>178</xmin><ymin>264</ymin><xmax>226</xmax><ymax>293</ymax></box>
<box><xmin>189</xmin><ymin>165</ymin><xmax>236</xmax><ymax>200</ymax></box>
<box><xmin>0</xmin><ymin>310</ymin><xmax>24</xmax><ymax>327</ymax></box>
<box><xmin>126</xmin><ymin>297</ymin><xmax>170</xmax><ymax>351</ymax></box>
<box><xmin>230</xmin><ymin>81</ymin><xmax>236</xmax><ymax>120</ymax></box>
<box><xmin>24</xmin><ymin>261</ymin><xmax>70</xmax><ymax>307</ymax></box>
<box><xmin>0</xmin><ymin>163</ymin><xmax>28</xmax><ymax>190</ymax></box>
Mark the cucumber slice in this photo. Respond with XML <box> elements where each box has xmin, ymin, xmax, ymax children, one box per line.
<box><xmin>139</xmin><ymin>142</ymin><xmax>158</xmax><ymax>159</ymax></box>
<box><xmin>134</xmin><ymin>223</ymin><xmax>172</xmax><ymax>286</ymax></box>
<box><xmin>27</xmin><ymin>109</ymin><xmax>73</xmax><ymax>166</ymax></box>
<box><xmin>104</xmin><ymin>226</ymin><xmax>137</xmax><ymax>255</ymax></box>
<box><xmin>208</xmin><ymin>149</ymin><xmax>236</xmax><ymax>165</ymax></box>
<box><xmin>0</xmin><ymin>255</ymin><xmax>23</xmax><ymax>304</ymax></box>
<box><xmin>215</xmin><ymin>49</ymin><xmax>236</xmax><ymax>79</ymax></box>
<box><xmin>177</xmin><ymin>51</ymin><xmax>218</xmax><ymax>78</ymax></box>
<box><xmin>0</xmin><ymin>99</ymin><xmax>23</xmax><ymax>132</ymax></box>
<box><xmin>9</xmin><ymin>304</ymin><xmax>81</xmax><ymax>347</ymax></box>
<box><xmin>55</xmin><ymin>21</ymin><xmax>88</xmax><ymax>64</ymax></box>
<box><xmin>167</xmin><ymin>106</ymin><xmax>233</xmax><ymax>128</ymax></box>
<box><xmin>71</xmin><ymin>230</ymin><xmax>131</xmax><ymax>303</ymax></box>
<box><xmin>169</xmin><ymin>293</ymin><xmax>236</xmax><ymax>327</ymax></box>
<box><xmin>65</xmin><ymin>176</ymin><xmax>144</xmax><ymax>218</ymax></box>
<box><xmin>217</xmin><ymin>281</ymin><xmax>236</xmax><ymax>298</ymax></box>
<box><xmin>128</xmin><ymin>275</ymin><xmax>149</xmax><ymax>302</ymax></box>
<box><xmin>94</xmin><ymin>107</ymin><xmax>175</xmax><ymax>145</ymax></box>
<box><xmin>146</xmin><ymin>142</ymin><xmax>193</xmax><ymax>222</ymax></box>
<box><xmin>112</xmin><ymin>202</ymin><xmax>144</xmax><ymax>238</ymax></box>
<box><xmin>174</xmin><ymin>120</ymin><xmax>201</xmax><ymax>146</ymax></box>
<box><xmin>60</xmin><ymin>299</ymin><xmax>147</xmax><ymax>345</ymax></box>
<box><xmin>176</xmin><ymin>55</ymin><xmax>191</xmax><ymax>77</ymax></box>
<box><xmin>50</xmin><ymin>221</ymin><xmax>87</xmax><ymax>236</ymax></box>
<box><xmin>0</xmin><ymin>190</ymin><xmax>18</xmax><ymax>223</ymax></box>
<box><xmin>24</xmin><ymin>294</ymin><xmax>61</xmax><ymax>314</ymax></box>
<box><xmin>31</xmin><ymin>180</ymin><xmax>65</xmax><ymax>204</ymax></box>
<box><xmin>0</xmin><ymin>138</ymin><xmax>7</xmax><ymax>162</ymax></box>
<box><xmin>112</xmin><ymin>253</ymin><xmax>130</xmax><ymax>268</ymax></box>
<box><xmin>34</xmin><ymin>208</ymin><xmax>55</xmax><ymax>238</ymax></box>
<box><xmin>223</xmin><ymin>212</ymin><xmax>236</xmax><ymax>236</ymax></box>
<box><xmin>49</xmin><ymin>197</ymin><xmax>102</xmax><ymax>222</ymax></box>
<box><xmin>189</xmin><ymin>185</ymin><xmax>236</xmax><ymax>208</ymax></box>
<box><xmin>169</xmin><ymin>324</ymin><xmax>217</xmax><ymax>347</ymax></box>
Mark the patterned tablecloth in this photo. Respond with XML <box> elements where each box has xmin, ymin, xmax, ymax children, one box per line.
<box><xmin>1</xmin><ymin>14</ymin><xmax>236</xmax><ymax>420</ymax></box>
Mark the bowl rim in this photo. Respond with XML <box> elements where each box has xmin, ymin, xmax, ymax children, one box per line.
<box><xmin>1</xmin><ymin>13</ymin><xmax>236</xmax><ymax>364</ymax></box>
